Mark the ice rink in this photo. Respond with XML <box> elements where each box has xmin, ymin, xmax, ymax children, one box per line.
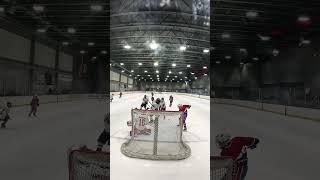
<box><xmin>0</xmin><ymin>99</ymin><xmax>107</xmax><ymax>180</ymax></box>
<box><xmin>110</xmin><ymin>92</ymin><xmax>210</xmax><ymax>180</ymax></box>
<box><xmin>212</xmin><ymin>102</ymin><xmax>320</xmax><ymax>180</ymax></box>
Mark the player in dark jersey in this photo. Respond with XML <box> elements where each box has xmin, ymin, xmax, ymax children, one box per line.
<box><xmin>215</xmin><ymin>133</ymin><xmax>260</xmax><ymax>180</ymax></box>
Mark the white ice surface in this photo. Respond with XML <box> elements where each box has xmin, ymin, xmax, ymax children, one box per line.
<box><xmin>111</xmin><ymin>92</ymin><xmax>210</xmax><ymax>180</ymax></box>
<box><xmin>212</xmin><ymin>102</ymin><xmax>320</xmax><ymax>180</ymax></box>
<box><xmin>0</xmin><ymin>99</ymin><xmax>107</xmax><ymax>180</ymax></box>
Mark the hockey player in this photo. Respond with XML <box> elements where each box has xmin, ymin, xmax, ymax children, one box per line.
<box><xmin>169</xmin><ymin>95</ymin><xmax>173</xmax><ymax>107</ymax></box>
<box><xmin>119</xmin><ymin>91</ymin><xmax>123</xmax><ymax>98</ymax></box>
<box><xmin>151</xmin><ymin>92</ymin><xmax>154</xmax><ymax>97</ymax></box>
<box><xmin>177</xmin><ymin>104</ymin><xmax>191</xmax><ymax>131</ymax></box>
<box><xmin>140</xmin><ymin>95</ymin><xmax>149</xmax><ymax>110</ymax></box>
<box><xmin>151</xmin><ymin>96</ymin><xmax>155</xmax><ymax>103</ymax></box>
<box><xmin>110</xmin><ymin>94</ymin><xmax>114</xmax><ymax>102</ymax></box>
<box><xmin>96</xmin><ymin>114</ymin><xmax>110</xmax><ymax>151</ymax></box>
<box><xmin>159</xmin><ymin>97</ymin><xmax>166</xmax><ymax>111</ymax></box>
<box><xmin>215</xmin><ymin>133</ymin><xmax>260</xmax><ymax>180</ymax></box>
<box><xmin>28</xmin><ymin>94</ymin><xmax>39</xmax><ymax>117</ymax></box>
<box><xmin>151</xmin><ymin>98</ymin><xmax>161</xmax><ymax>110</ymax></box>
<box><xmin>0</xmin><ymin>100</ymin><xmax>12</xmax><ymax>128</ymax></box>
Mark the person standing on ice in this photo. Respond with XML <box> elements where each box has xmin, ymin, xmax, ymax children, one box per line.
<box><xmin>177</xmin><ymin>104</ymin><xmax>191</xmax><ymax>131</ymax></box>
<box><xmin>96</xmin><ymin>114</ymin><xmax>110</xmax><ymax>151</ymax></box>
<box><xmin>0</xmin><ymin>100</ymin><xmax>12</xmax><ymax>128</ymax></box>
<box><xmin>119</xmin><ymin>91</ymin><xmax>122</xmax><ymax>98</ymax></box>
<box><xmin>140</xmin><ymin>95</ymin><xmax>149</xmax><ymax>110</ymax></box>
<box><xmin>169</xmin><ymin>95</ymin><xmax>173</xmax><ymax>107</ymax></box>
<box><xmin>160</xmin><ymin>97</ymin><xmax>166</xmax><ymax>111</ymax></box>
<box><xmin>28</xmin><ymin>95</ymin><xmax>39</xmax><ymax>117</ymax></box>
<box><xmin>215</xmin><ymin>133</ymin><xmax>260</xmax><ymax>180</ymax></box>
<box><xmin>110</xmin><ymin>94</ymin><xmax>114</xmax><ymax>102</ymax></box>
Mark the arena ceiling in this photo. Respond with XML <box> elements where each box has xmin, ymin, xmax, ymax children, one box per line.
<box><xmin>211</xmin><ymin>0</ymin><xmax>320</xmax><ymax>66</ymax></box>
<box><xmin>110</xmin><ymin>0</ymin><xmax>210</xmax><ymax>83</ymax></box>
<box><xmin>0</xmin><ymin>0</ymin><xmax>109</xmax><ymax>59</ymax></box>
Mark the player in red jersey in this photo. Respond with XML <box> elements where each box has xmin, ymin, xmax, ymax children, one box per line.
<box><xmin>215</xmin><ymin>133</ymin><xmax>260</xmax><ymax>180</ymax></box>
<box><xmin>177</xmin><ymin>104</ymin><xmax>191</xmax><ymax>131</ymax></box>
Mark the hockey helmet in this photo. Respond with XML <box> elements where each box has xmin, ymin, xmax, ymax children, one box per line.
<box><xmin>6</xmin><ymin>101</ymin><xmax>12</xmax><ymax>108</ymax></box>
<box><xmin>215</xmin><ymin>133</ymin><xmax>231</xmax><ymax>148</ymax></box>
<box><xmin>156</xmin><ymin>98</ymin><xmax>161</xmax><ymax>104</ymax></box>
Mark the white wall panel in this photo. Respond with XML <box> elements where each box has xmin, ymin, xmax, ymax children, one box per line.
<box><xmin>34</xmin><ymin>42</ymin><xmax>56</xmax><ymax>68</ymax></box>
<box><xmin>121</xmin><ymin>75</ymin><xmax>128</xmax><ymax>83</ymax></box>
<box><xmin>59</xmin><ymin>52</ymin><xmax>73</xmax><ymax>72</ymax></box>
<box><xmin>128</xmin><ymin>78</ymin><xmax>133</xmax><ymax>85</ymax></box>
<box><xmin>110</xmin><ymin>71</ymin><xmax>120</xmax><ymax>81</ymax></box>
<box><xmin>0</xmin><ymin>29</ymin><xmax>31</xmax><ymax>62</ymax></box>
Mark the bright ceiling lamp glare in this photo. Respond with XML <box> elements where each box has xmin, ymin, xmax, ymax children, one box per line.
<box><xmin>0</xmin><ymin>6</ymin><xmax>5</xmax><ymax>13</ymax></box>
<box><xmin>149</xmin><ymin>40</ymin><xmax>159</xmax><ymax>50</ymax></box>
<box><xmin>121</xmin><ymin>70</ymin><xmax>125</xmax><ymax>73</ymax></box>
<box><xmin>240</xmin><ymin>62</ymin><xmax>244</xmax><ymax>65</ymax></box>
<box><xmin>101</xmin><ymin>50</ymin><xmax>107</xmax><ymax>54</ymax></box>
<box><xmin>272</xmin><ymin>49</ymin><xmax>280</xmax><ymax>56</ymax></box>
<box><xmin>258</xmin><ymin>34</ymin><xmax>271</xmax><ymax>41</ymax></box>
<box><xmin>137</xmin><ymin>74</ymin><xmax>140</xmax><ymax>77</ymax></box>
<box><xmin>178</xmin><ymin>72</ymin><xmax>182</xmax><ymax>74</ymax></box>
<box><xmin>36</xmin><ymin>28</ymin><xmax>46</xmax><ymax>33</ymax></box>
<box><xmin>168</xmin><ymin>70</ymin><xmax>172</xmax><ymax>74</ymax></box>
<box><xmin>167</xmin><ymin>75</ymin><xmax>170</xmax><ymax>77</ymax></box>
<box><xmin>175</xmin><ymin>76</ymin><xmax>178</xmax><ymax>78</ymax></box>
<box><xmin>62</xmin><ymin>42</ymin><xmax>69</xmax><ymax>46</ymax></box>
<box><xmin>148</xmin><ymin>75</ymin><xmax>151</xmax><ymax>77</ymax></box>
<box><xmin>185</xmin><ymin>77</ymin><xmax>188</xmax><ymax>79</ymax></box>
<box><xmin>240</xmin><ymin>48</ymin><xmax>247</xmax><ymax>53</ymax></box>
<box><xmin>172</xmin><ymin>63</ymin><xmax>176</xmax><ymax>67</ymax></box>
<box><xmin>138</xmin><ymin>62</ymin><xmax>142</xmax><ymax>66</ymax></box>
<box><xmin>33</xmin><ymin>4</ymin><xmax>45</xmax><ymax>12</ymax></box>
<box><xmin>156</xmin><ymin>75</ymin><xmax>159</xmax><ymax>77</ymax></box>
<box><xmin>120</xmin><ymin>63</ymin><xmax>124</xmax><ymax>66</ymax></box>
<box><xmin>131</xmin><ymin>70</ymin><xmax>134</xmax><ymax>73</ymax></box>
<box><xmin>191</xmin><ymin>72</ymin><xmax>195</xmax><ymax>75</ymax></box>
<box><xmin>153</xmin><ymin>62</ymin><xmax>159</xmax><ymax>67</ymax></box>
<box><xmin>80</xmin><ymin>50</ymin><xmax>86</xmax><ymax>54</ymax></box>
<box><xmin>144</xmin><ymin>70</ymin><xmax>148</xmax><ymax>73</ymax></box>
<box><xmin>216</xmin><ymin>61</ymin><xmax>221</xmax><ymax>64</ymax></box>
<box><xmin>67</xmin><ymin>27</ymin><xmax>76</xmax><ymax>34</ymax></box>
<box><xmin>204</xmin><ymin>74</ymin><xmax>208</xmax><ymax>76</ymax></box>
<box><xmin>156</xmin><ymin>70</ymin><xmax>159</xmax><ymax>74</ymax></box>
<box><xmin>203</xmin><ymin>49</ymin><xmax>210</xmax><ymax>53</ymax></box>
<box><xmin>124</xmin><ymin>45</ymin><xmax>131</xmax><ymax>49</ymax></box>
<box><xmin>88</xmin><ymin>42</ymin><xmax>95</xmax><ymax>46</ymax></box>
<box><xmin>221</xmin><ymin>33</ymin><xmax>231</xmax><ymax>39</ymax></box>
<box><xmin>179</xmin><ymin>46</ymin><xmax>187</xmax><ymax>51</ymax></box>
<box><xmin>252</xmin><ymin>57</ymin><xmax>259</xmax><ymax>61</ymax></box>
<box><xmin>246</xmin><ymin>10</ymin><xmax>258</xmax><ymax>19</ymax></box>
<box><xmin>187</xmin><ymin>64</ymin><xmax>191</xmax><ymax>68</ymax></box>
<box><xmin>203</xmin><ymin>66</ymin><xmax>208</xmax><ymax>69</ymax></box>
<box><xmin>297</xmin><ymin>15</ymin><xmax>311</xmax><ymax>23</ymax></box>
<box><xmin>300</xmin><ymin>38</ymin><xmax>311</xmax><ymax>45</ymax></box>
<box><xmin>90</xmin><ymin>4</ymin><xmax>103</xmax><ymax>12</ymax></box>
<box><xmin>225</xmin><ymin>55</ymin><xmax>231</xmax><ymax>60</ymax></box>
<box><xmin>195</xmin><ymin>77</ymin><xmax>198</xmax><ymax>80</ymax></box>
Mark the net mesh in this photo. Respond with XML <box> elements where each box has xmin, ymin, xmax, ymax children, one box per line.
<box><xmin>68</xmin><ymin>150</ymin><xmax>109</xmax><ymax>180</ymax></box>
<box><xmin>121</xmin><ymin>109</ymin><xmax>191</xmax><ymax>160</ymax></box>
<box><xmin>211</xmin><ymin>156</ymin><xmax>234</xmax><ymax>180</ymax></box>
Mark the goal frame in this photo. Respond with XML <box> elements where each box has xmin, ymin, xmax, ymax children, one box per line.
<box><xmin>211</xmin><ymin>156</ymin><xmax>234</xmax><ymax>180</ymax></box>
<box><xmin>68</xmin><ymin>149</ymin><xmax>110</xmax><ymax>180</ymax></box>
<box><xmin>121</xmin><ymin>108</ymin><xmax>191</xmax><ymax>160</ymax></box>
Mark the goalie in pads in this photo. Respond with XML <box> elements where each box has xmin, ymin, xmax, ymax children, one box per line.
<box><xmin>215</xmin><ymin>133</ymin><xmax>260</xmax><ymax>180</ymax></box>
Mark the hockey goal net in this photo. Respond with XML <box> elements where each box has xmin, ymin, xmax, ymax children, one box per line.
<box><xmin>211</xmin><ymin>156</ymin><xmax>234</xmax><ymax>180</ymax></box>
<box><xmin>68</xmin><ymin>149</ymin><xmax>109</xmax><ymax>180</ymax></box>
<box><xmin>121</xmin><ymin>109</ymin><xmax>191</xmax><ymax>160</ymax></box>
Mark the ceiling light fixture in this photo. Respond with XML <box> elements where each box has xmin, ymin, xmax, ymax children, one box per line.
<box><xmin>180</xmin><ymin>46</ymin><xmax>187</xmax><ymax>51</ymax></box>
<box><xmin>124</xmin><ymin>45</ymin><xmax>131</xmax><ymax>49</ymax></box>
<box><xmin>203</xmin><ymin>49</ymin><xmax>209</xmax><ymax>53</ymax></box>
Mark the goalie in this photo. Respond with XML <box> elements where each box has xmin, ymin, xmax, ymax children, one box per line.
<box><xmin>215</xmin><ymin>133</ymin><xmax>260</xmax><ymax>180</ymax></box>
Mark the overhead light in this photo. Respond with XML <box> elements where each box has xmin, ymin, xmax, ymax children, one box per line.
<box><xmin>301</xmin><ymin>39</ymin><xmax>311</xmax><ymax>45</ymax></box>
<box><xmin>185</xmin><ymin>77</ymin><xmax>188</xmax><ymax>79</ymax></box>
<box><xmin>144</xmin><ymin>70</ymin><xmax>148</xmax><ymax>73</ymax></box>
<box><xmin>33</xmin><ymin>4</ymin><xmax>45</xmax><ymax>12</ymax></box>
<box><xmin>62</xmin><ymin>42</ymin><xmax>69</xmax><ymax>46</ymax></box>
<box><xmin>203</xmin><ymin>49</ymin><xmax>209</xmax><ymax>53</ymax></box>
<box><xmin>0</xmin><ymin>7</ymin><xmax>5</xmax><ymax>13</ymax></box>
<box><xmin>157</xmin><ymin>75</ymin><xmax>159</xmax><ymax>77</ymax></box>
<box><xmin>246</xmin><ymin>10</ymin><xmax>258</xmax><ymax>18</ymax></box>
<box><xmin>37</xmin><ymin>28</ymin><xmax>46</xmax><ymax>33</ymax></box>
<box><xmin>204</xmin><ymin>74</ymin><xmax>208</xmax><ymax>76</ymax></box>
<box><xmin>92</xmin><ymin>56</ymin><xmax>97</xmax><ymax>60</ymax></box>
<box><xmin>179</xmin><ymin>72</ymin><xmax>182</xmax><ymax>74</ymax></box>
<box><xmin>101</xmin><ymin>50</ymin><xmax>107</xmax><ymax>54</ymax></box>
<box><xmin>167</xmin><ymin>75</ymin><xmax>169</xmax><ymax>77</ymax></box>
<box><xmin>187</xmin><ymin>64</ymin><xmax>191</xmax><ymax>68</ymax></box>
<box><xmin>191</xmin><ymin>72</ymin><xmax>195</xmax><ymax>75</ymax></box>
<box><xmin>168</xmin><ymin>70</ymin><xmax>172</xmax><ymax>74</ymax></box>
<box><xmin>225</xmin><ymin>55</ymin><xmax>231</xmax><ymax>59</ymax></box>
<box><xmin>180</xmin><ymin>46</ymin><xmax>187</xmax><ymax>51</ymax></box>
<box><xmin>172</xmin><ymin>63</ymin><xmax>176</xmax><ymax>67</ymax></box>
<box><xmin>120</xmin><ymin>63</ymin><xmax>124</xmax><ymax>66</ymax></box>
<box><xmin>258</xmin><ymin>34</ymin><xmax>271</xmax><ymax>41</ymax></box>
<box><xmin>149</xmin><ymin>40</ymin><xmax>159</xmax><ymax>50</ymax></box>
<box><xmin>88</xmin><ymin>42</ymin><xmax>95</xmax><ymax>46</ymax></box>
<box><xmin>175</xmin><ymin>76</ymin><xmax>178</xmax><ymax>78</ymax></box>
<box><xmin>124</xmin><ymin>45</ymin><xmax>131</xmax><ymax>49</ymax></box>
<box><xmin>216</xmin><ymin>61</ymin><xmax>221</xmax><ymax>64</ymax></box>
<box><xmin>297</xmin><ymin>15</ymin><xmax>311</xmax><ymax>23</ymax></box>
<box><xmin>138</xmin><ymin>62</ymin><xmax>142</xmax><ymax>66</ymax></box>
<box><xmin>121</xmin><ymin>70</ymin><xmax>124</xmax><ymax>73</ymax></box>
<box><xmin>195</xmin><ymin>77</ymin><xmax>198</xmax><ymax>80</ymax></box>
<box><xmin>148</xmin><ymin>75</ymin><xmax>151</xmax><ymax>77</ymax></box>
<box><xmin>154</xmin><ymin>62</ymin><xmax>159</xmax><ymax>66</ymax></box>
<box><xmin>131</xmin><ymin>70</ymin><xmax>134</xmax><ymax>73</ymax></box>
<box><xmin>90</xmin><ymin>4</ymin><xmax>103</xmax><ymax>12</ymax></box>
<box><xmin>240</xmin><ymin>62</ymin><xmax>244</xmax><ymax>65</ymax></box>
<box><xmin>137</xmin><ymin>74</ymin><xmax>140</xmax><ymax>77</ymax></box>
<box><xmin>222</xmin><ymin>33</ymin><xmax>231</xmax><ymax>39</ymax></box>
<box><xmin>240</xmin><ymin>48</ymin><xmax>247</xmax><ymax>52</ymax></box>
<box><xmin>80</xmin><ymin>50</ymin><xmax>86</xmax><ymax>54</ymax></box>
<box><xmin>67</xmin><ymin>27</ymin><xmax>76</xmax><ymax>34</ymax></box>
<box><xmin>272</xmin><ymin>49</ymin><xmax>280</xmax><ymax>56</ymax></box>
<box><xmin>156</xmin><ymin>70</ymin><xmax>159</xmax><ymax>74</ymax></box>
<box><xmin>253</xmin><ymin>57</ymin><xmax>259</xmax><ymax>61</ymax></box>
<box><xmin>203</xmin><ymin>66</ymin><xmax>208</xmax><ymax>69</ymax></box>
